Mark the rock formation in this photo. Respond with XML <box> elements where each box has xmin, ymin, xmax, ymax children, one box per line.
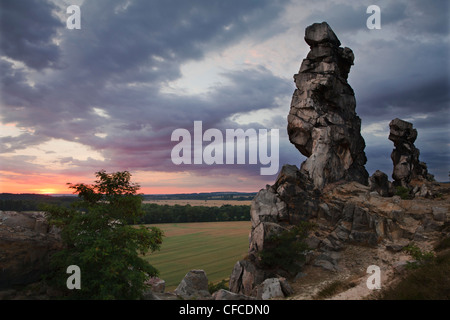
<box><xmin>230</xmin><ymin>21</ymin><xmax>370</xmax><ymax>297</ymax></box>
<box><xmin>287</xmin><ymin>21</ymin><xmax>368</xmax><ymax>189</ymax></box>
<box><xmin>0</xmin><ymin>211</ymin><xmax>62</xmax><ymax>289</ymax></box>
<box><xmin>389</xmin><ymin>118</ymin><xmax>432</xmax><ymax>187</ymax></box>
<box><xmin>229</xmin><ymin>22</ymin><xmax>447</xmax><ymax>299</ymax></box>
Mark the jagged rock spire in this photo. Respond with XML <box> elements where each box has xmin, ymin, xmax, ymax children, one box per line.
<box><xmin>287</xmin><ymin>22</ymin><xmax>368</xmax><ymax>189</ymax></box>
<box><xmin>389</xmin><ymin>118</ymin><xmax>431</xmax><ymax>187</ymax></box>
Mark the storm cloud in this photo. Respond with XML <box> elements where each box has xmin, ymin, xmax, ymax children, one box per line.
<box><xmin>0</xmin><ymin>0</ymin><xmax>448</xmax><ymax>193</ymax></box>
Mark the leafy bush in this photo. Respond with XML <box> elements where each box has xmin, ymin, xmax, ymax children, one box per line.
<box><xmin>394</xmin><ymin>186</ymin><xmax>412</xmax><ymax>200</ymax></box>
<box><xmin>403</xmin><ymin>243</ymin><xmax>435</xmax><ymax>269</ymax></box>
<box><xmin>208</xmin><ymin>279</ymin><xmax>229</xmax><ymax>294</ymax></box>
<box><xmin>258</xmin><ymin>221</ymin><xmax>315</xmax><ymax>274</ymax></box>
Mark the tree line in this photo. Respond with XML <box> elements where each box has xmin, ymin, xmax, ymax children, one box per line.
<box><xmin>0</xmin><ymin>196</ymin><xmax>76</xmax><ymax>211</ymax></box>
<box><xmin>138</xmin><ymin>203</ymin><xmax>251</xmax><ymax>224</ymax></box>
<box><xmin>0</xmin><ymin>197</ymin><xmax>251</xmax><ymax>224</ymax></box>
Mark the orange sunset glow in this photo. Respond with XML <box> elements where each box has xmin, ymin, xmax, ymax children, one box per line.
<box><xmin>0</xmin><ymin>169</ymin><xmax>265</xmax><ymax>195</ymax></box>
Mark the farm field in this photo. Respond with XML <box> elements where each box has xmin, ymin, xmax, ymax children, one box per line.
<box><xmin>142</xmin><ymin>221</ymin><xmax>251</xmax><ymax>291</ymax></box>
<box><xmin>142</xmin><ymin>199</ymin><xmax>253</xmax><ymax>207</ymax></box>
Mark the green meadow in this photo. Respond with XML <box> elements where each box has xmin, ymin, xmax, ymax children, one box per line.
<box><xmin>142</xmin><ymin>221</ymin><xmax>251</xmax><ymax>291</ymax></box>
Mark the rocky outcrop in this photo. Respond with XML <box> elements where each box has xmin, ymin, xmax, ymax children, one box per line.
<box><xmin>141</xmin><ymin>269</ymin><xmax>257</xmax><ymax>301</ymax></box>
<box><xmin>389</xmin><ymin>118</ymin><xmax>433</xmax><ymax>187</ymax></box>
<box><xmin>247</xmin><ymin>165</ymin><xmax>319</xmax><ymax>261</ymax></box>
<box><xmin>0</xmin><ymin>211</ymin><xmax>62</xmax><ymax>289</ymax></box>
<box><xmin>229</xmin><ymin>164</ymin><xmax>448</xmax><ymax>297</ymax></box>
<box><xmin>230</xmin><ymin>21</ymin><xmax>370</xmax><ymax>296</ymax></box>
<box><xmin>287</xmin><ymin>21</ymin><xmax>368</xmax><ymax>189</ymax></box>
<box><xmin>229</xmin><ymin>259</ymin><xmax>267</xmax><ymax>297</ymax></box>
<box><xmin>229</xmin><ymin>22</ymin><xmax>446</xmax><ymax>299</ymax></box>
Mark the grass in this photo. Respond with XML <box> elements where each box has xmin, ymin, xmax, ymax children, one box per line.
<box><xmin>141</xmin><ymin>221</ymin><xmax>251</xmax><ymax>291</ymax></box>
<box><xmin>378</xmin><ymin>237</ymin><xmax>450</xmax><ymax>300</ymax></box>
<box><xmin>314</xmin><ymin>280</ymin><xmax>357</xmax><ymax>300</ymax></box>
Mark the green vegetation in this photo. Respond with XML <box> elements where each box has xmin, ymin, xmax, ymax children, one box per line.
<box><xmin>379</xmin><ymin>238</ymin><xmax>450</xmax><ymax>300</ymax></box>
<box><xmin>139</xmin><ymin>203</ymin><xmax>250</xmax><ymax>224</ymax></box>
<box><xmin>44</xmin><ymin>170</ymin><xmax>163</xmax><ymax>300</ymax></box>
<box><xmin>394</xmin><ymin>186</ymin><xmax>412</xmax><ymax>200</ymax></box>
<box><xmin>258</xmin><ymin>222</ymin><xmax>315</xmax><ymax>274</ymax></box>
<box><xmin>142</xmin><ymin>221</ymin><xmax>250</xmax><ymax>291</ymax></box>
<box><xmin>314</xmin><ymin>280</ymin><xmax>356</xmax><ymax>300</ymax></box>
<box><xmin>403</xmin><ymin>243</ymin><xmax>435</xmax><ymax>269</ymax></box>
<box><xmin>143</xmin><ymin>192</ymin><xmax>256</xmax><ymax>201</ymax></box>
<box><xmin>0</xmin><ymin>194</ymin><xmax>251</xmax><ymax>224</ymax></box>
<box><xmin>208</xmin><ymin>279</ymin><xmax>229</xmax><ymax>294</ymax></box>
<box><xmin>0</xmin><ymin>194</ymin><xmax>77</xmax><ymax>211</ymax></box>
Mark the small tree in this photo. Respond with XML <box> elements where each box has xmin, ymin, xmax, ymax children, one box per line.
<box><xmin>45</xmin><ymin>170</ymin><xmax>163</xmax><ymax>300</ymax></box>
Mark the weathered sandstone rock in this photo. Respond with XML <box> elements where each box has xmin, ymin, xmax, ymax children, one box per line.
<box><xmin>369</xmin><ymin>170</ymin><xmax>394</xmax><ymax>197</ymax></box>
<box><xmin>389</xmin><ymin>118</ymin><xmax>432</xmax><ymax>187</ymax></box>
<box><xmin>287</xmin><ymin>21</ymin><xmax>368</xmax><ymax>189</ymax></box>
<box><xmin>0</xmin><ymin>211</ymin><xmax>62</xmax><ymax>289</ymax></box>
<box><xmin>229</xmin><ymin>22</ymin><xmax>448</xmax><ymax>299</ymax></box>
<box><xmin>174</xmin><ymin>269</ymin><xmax>212</xmax><ymax>300</ymax></box>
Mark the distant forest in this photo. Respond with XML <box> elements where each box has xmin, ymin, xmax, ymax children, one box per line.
<box><xmin>0</xmin><ymin>193</ymin><xmax>251</xmax><ymax>223</ymax></box>
<box><xmin>139</xmin><ymin>203</ymin><xmax>250</xmax><ymax>224</ymax></box>
<box><xmin>142</xmin><ymin>192</ymin><xmax>256</xmax><ymax>201</ymax></box>
<box><xmin>0</xmin><ymin>193</ymin><xmax>77</xmax><ymax>211</ymax></box>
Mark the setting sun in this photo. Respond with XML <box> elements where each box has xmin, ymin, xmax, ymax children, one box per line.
<box><xmin>37</xmin><ymin>188</ymin><xmax>58</xmax><ymax>195</ymax></box>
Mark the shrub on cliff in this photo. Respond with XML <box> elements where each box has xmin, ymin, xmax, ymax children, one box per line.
<box><xmin>258</xmin><ymin>222</ymin><xmax>314</xmax><ymax>274</ymax></box>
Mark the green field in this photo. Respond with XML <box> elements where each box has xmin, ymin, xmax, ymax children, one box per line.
<box><xmin>142</xmin><ymin>221</ymin><xmax>251</xmax><ymax>291</ymax></box>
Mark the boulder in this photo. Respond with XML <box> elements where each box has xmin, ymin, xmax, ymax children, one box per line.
<box><xmin>229</xmin><ymin>260</ymin><xmax>266</xmax><ymax>297</ymax></box>
<box><xmin>256</xmin><ymin>278</ymin><xmax>285</xmax><ymax>300</ymax></box>
<box><xmin>174</xmin><ymin>270</ymin><xmax>212</xmax><ymax>300</ymax></box>
<box><xmin>278</xmin><ymin>276</ymin><xmax>294</xmax><ymax>296</ymax></box>
<box><xmin>304</xmin><ymin>21</ymin><xmax>341</xmax><ymax>47</ymax></box>
<box><xmin>369</xmin><ymin>170</ymin><xmax>394</xmax><ymax>197</ymax></box>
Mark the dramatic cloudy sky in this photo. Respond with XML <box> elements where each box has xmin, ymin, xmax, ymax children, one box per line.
<box><xmin>0</xmin><ymin>0</ymin><xmax>449</xmax><ymax>194</ymax></box>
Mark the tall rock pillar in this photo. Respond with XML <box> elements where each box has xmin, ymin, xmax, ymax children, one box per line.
<box><xmin>287</xmin><ymin>22</ymin><xmax>368</xmax><ymax>189</ymax></box>
<box><xmin>389</xmin><ymin>118</ymin><xmax>431</xmax><ymax>187</ymax></box>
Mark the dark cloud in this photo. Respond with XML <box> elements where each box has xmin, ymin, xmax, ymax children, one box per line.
<box><xmin>0</xmin><ymin>0</ymin><xmax>448</xmax><ymax>189</ymax></box>
<box><xmin>59</xmin><ymin>0</ymin><xmax>290</xmax><ymax>85</ymax></box>
<box><xmin>0</xmin><ymin>0</ymin><xmax>63</xmax><ymax>69</ymax></box>
<box><xmin>304</xmin><ymin>1</ymin><xmax>408</xmax><ymax>36</ymax></box>
<box><xmin>0</xmin><ymin>132</ymin><xmax>50</xmax><ymax>152</ymax></box>
<box><xmin>397</xmin><ymin>0</ymin><xmax>450</xmax><ymax>36</ymax></box>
